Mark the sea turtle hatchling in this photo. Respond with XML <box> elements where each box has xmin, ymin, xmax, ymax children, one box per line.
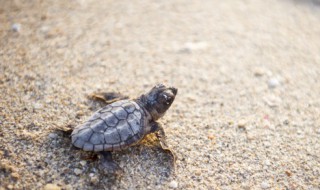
<box><xmin>71</xmin><ymin>84</ymin><xmax>178</xmax><ymax>174</ymax></box>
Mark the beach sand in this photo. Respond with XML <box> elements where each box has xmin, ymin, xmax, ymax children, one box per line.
<box><xmin>1</xmin><ymin>0</ymin><xmax>320</xmax><ymax>189</ymax></box>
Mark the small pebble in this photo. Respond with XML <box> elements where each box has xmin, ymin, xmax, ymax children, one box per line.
<box><xmin>285</xmin><ymin>171</ymin><xmax>292</xmax><ymax>177</ymax></box>
<box><xmin>260</xmin><ymin>181</ymin><xmax>270</xmax><ymax>189</ymax></box>
<box><xmin>33</xmin><ymin>103</ymin><xmax>43</xmax><ymax>109</ymax></box>
<box><xmin>11</xmin><ymin>172</ymin><xmax>20</xmax><ymax>179</ymax></box>
<box><xmin>267</xmin><ymin>78</ymin><xmax>280</xmax><ymax>89</ymax></box>
<box><xmin>74</xmin><ymin>168</ymin><xmax>82</xmax><ymax>175</ymax></box>
<box><xmin>80</xmin><ymin>160</ymin><xmax>87</xmax><ymax>166</ymax></box>
<box><xmin>253</xmin><ymin>68</ymin><xmax>265</xmax><ymax>77</ymax></box>
<box><xmin>11</xmin><ymin>23</ymin><xmax>21</xmax><ymax>32</ymax></box>
<box><xmin>169</xmin><ymin>180</ymin><xmax>179</xmax><ymax>189</ymax></box>
<box><xmin>207</xmin><ymin>134</ymin><xmax>215</xmax><ymax>140</ymax></box>
<box><xmin>283</xmin><ymin>119</ymin><xmax>289</xmax><ymax>125</ymax></box>
<box><xmin>179</xmin><ymin>41</ymin><xmax>208</xmax><ymax>53</ymax></box>
<box><xmin>195</xmin><ymin>169</ymin><xmax>202</xmax><ymax>176</ymax></box>
<box><xmin>43</xmin><ymin>184</ymin><xmax>61</xmax><ymax>190</ymax></box>
<box><xmin>90</xmin><ymin>174</ymin><xmax>99</xmax><ymax>184</ymax></box>
<box><xmin>264</xmin><ymin>160</ymin><xmax>271</xmax><ymax>166</ymax></box>
<box><xmin>263</xmin><ymin>141</ymin><xmax>271</xmax><ymax>148</ymax></box>
<box><xmin>48</xmin><ymin>133</ymin><xmax>58</xmax><ymax>139</ymax></box>
<box><xmin>238</xmin><ymin>119</ymin><xmax>247</xmax><ymax>129</ymax></box>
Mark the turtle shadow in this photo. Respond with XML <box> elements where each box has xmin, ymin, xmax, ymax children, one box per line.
<box><xmin>97</xmin><ymin>143</ymin><xmax>175</xmax><ymax>189</ymax></box>
<box><xmin>53</xmin><ymin>128</ymin><xmax>175</xmax><ymax>189</ymax></box>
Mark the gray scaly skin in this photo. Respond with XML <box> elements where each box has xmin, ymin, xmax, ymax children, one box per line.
<box><xmin>71</xmin><ymin>84</ymin><xmax>177</xmax><ymax>174</ymax></box>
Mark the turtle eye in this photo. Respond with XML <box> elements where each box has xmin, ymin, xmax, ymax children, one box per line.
<box><xmin>166</xmin><ymin>97</ymin><xmax>172</xmax><ymax>105</ymax></box>
<box><xmin>161</xmin><ymin>94</ymin><xmax>172</xmax><ymax>105</ymax></box>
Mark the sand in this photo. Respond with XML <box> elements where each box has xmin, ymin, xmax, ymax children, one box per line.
<box><xmin>1</xmin><ymin>0</ymin><xmax>320</xmax><ymax>189</ymax></box>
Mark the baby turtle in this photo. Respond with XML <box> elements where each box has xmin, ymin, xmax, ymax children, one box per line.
<box><xmin>71</xmin><ymin>84</ymin><xmax>177</xmax><ymax>174</ymax></box>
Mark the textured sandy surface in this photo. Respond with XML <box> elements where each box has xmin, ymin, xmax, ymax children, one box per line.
<box><xmin>1</xmin><ymin>0</ymin><xmax>320</xmax><ymax>189</ymax></box>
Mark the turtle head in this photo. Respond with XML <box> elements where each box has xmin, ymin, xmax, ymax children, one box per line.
<box><xmin>141</xmin><ymin>84</ymin><xmax>177</xmax><ymax>120</ymax></box>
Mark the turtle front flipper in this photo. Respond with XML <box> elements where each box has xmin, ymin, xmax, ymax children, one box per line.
<box><xmin>150</xmin><ymin>122</ymin><xmax>177</xmax><ymax>166</ymax></box>
<box><xmin>99</xmin><ymin>151</ymin><xmax>123</xmax><ymax>175</ymax></box>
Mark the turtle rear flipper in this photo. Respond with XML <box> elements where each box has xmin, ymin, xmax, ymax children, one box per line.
<box><xmin>87</xmin><ymin>92</ymin><xmax>129</xmax><ymax>111</ymax></box>
<box><xmin>99</xmin><ymin>151</ymin><xmax>123</xmax><ymax>175</ymax></box>
<box><xmin>88</xmin><ymin>92</ymin><xmax>129</xmax><ymax>105</ymax></box>
<box><xmin>55</xmin><ymin>124</ymin><xmax>74</xmax><ymax>136</ymax></box>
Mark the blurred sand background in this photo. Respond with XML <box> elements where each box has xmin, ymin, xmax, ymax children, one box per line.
<box><xmin>1</xmin><ymin>0</ymin><xmax>320</xmax><ymax>189</ymax></box>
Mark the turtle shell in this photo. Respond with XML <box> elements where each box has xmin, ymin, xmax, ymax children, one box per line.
<box><xmin>71</xmin><ymin>100</ymin><xmax>145</xmax><ymax>152</ymax></box>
